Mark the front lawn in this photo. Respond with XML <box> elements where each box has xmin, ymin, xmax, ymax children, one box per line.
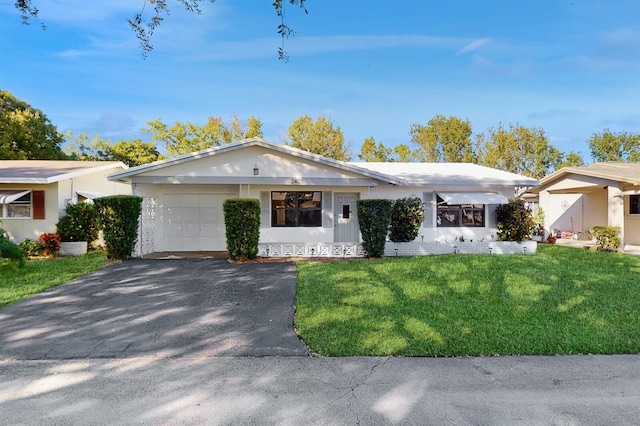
<box><xmin>0</xmin><ymin>251</ymin><xmax>108</xmax><ymax>309</ymax></box>
<box><xmin>295</xmin><ymin>245</ymin><xmax>640</xmax><ymax>356</ymax></box>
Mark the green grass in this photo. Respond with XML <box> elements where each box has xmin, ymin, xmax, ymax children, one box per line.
<box><xmin>0</xmin><ymin>251</ymin><xmax>108</xmax><ymax>309</ymax></box>
<box><xmin>295</xmin><ymin>245</ymin><xmax>640</xmax><ymax>356</ymax></box>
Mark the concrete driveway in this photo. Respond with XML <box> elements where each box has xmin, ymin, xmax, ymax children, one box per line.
<box><xmin>0</xmin><ymin>259</ymin><xmax>309</xmax><ymax>359</ymax></box>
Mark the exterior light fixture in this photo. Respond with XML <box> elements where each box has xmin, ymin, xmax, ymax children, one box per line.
<box><xmin>253</xmin><ymin>164</ymin><xmax>259</xmax><ymax>176</ymax></box>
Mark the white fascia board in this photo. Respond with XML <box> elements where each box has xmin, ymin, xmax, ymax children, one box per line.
<box><xmin>47</xmin><ymin>162</ymin><xmax>128</xmax><ymax>184</ymax></box>
<box><xmin>130</xmin><ymin>175</ymin><xmax>380</xmax><ymax>186</ymax></box>
<box><xmin>0</xmin><ymin>178</ymin><xmax>49</xmax><ymax>184</ymax></box>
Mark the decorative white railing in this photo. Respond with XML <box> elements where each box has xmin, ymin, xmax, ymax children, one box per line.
<box><xmin>257</xmin><ymin>241</ymin><xmax>537</xmax><ymax>258</ymax></box>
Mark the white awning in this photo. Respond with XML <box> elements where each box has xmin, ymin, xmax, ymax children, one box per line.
<box><xmin>615</xmin><ymin>190</ymin><xmax>640</xmax><ymax>197</ymax></box>
<box><xmin>437</xmin><ymin>192</ymin><xmax>508</xmax><ymax>205</ymax></box>
<box><xmin>76</xmin><ymin>191</ymin><xmax>102</xmax><ymax>200</ymax></box>
<box><xmin>0</xmin><ymin>190</ymin><xmax>30</xmax><ymax>204</ymax></box>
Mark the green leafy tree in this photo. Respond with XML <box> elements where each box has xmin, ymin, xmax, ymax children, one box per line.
<box><xmin>16</xmin><ymin>1</ymin><xmax>308</xmax><ymax>59</ymax></box>
<box><xmin>64</xmin><ymin>131</ymin><xmax>108</xmax><ymax>161</ymax></box>
<box><xmin>0</xmin><ymin>90</ymin><xmax>68</xmax><ymax>160</ymax></box>
<box><xmin>410</xmin><ymin>115</ymin><xmax>476</xmax><ymax>162</ymax></box>
<box><xmin>394</xmin><ymin>144</ymin><xmax>418</xmax><ymax>162</ymax></box>
<box><xmin>556</xmin><ymin>151</ymin><xmax>585</xmax><ymax>170</ymax></box>
<box><xmin>587</xmin><ymin>129</ymin><xmax>640</xmax><ymax>162</ymax></box>
<box><xmin>142</xmin><ymin>115</ymin><xmax>263</xmax><ymax>157</ymax></box>
<box><xmin>477</xmin><ymin>123</ymin><xmax>562</xmax><ymax>179</ymax></box>
<box><xmin>285</xmin><ymin>115</ymin><xmax>350</xmax><ymax>161</ymax></box>
<box><xmin>359</xmin><ymin>137</ymin><xmax>392</xmax><ymax>162</ymax></box>
<box><xmin>102</xmin><ymin>139</ymin><xmax>163</xmax><ymax>167</ymax></box>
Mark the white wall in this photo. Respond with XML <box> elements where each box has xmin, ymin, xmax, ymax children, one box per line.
<box><xmin>1</xmin><ymin>167</ymin><xmax>130</xmax><ymax>243</ymax></box>
<box><xmin>0</xmin><ymin>183</ymin><xmax>59</xmax><ymax>242</ymax></box>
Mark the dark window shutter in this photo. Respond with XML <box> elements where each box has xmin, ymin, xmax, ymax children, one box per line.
<box><xmin>32</xmin><ymin>190</ymin><xmax>45</xmax><ymax>220</ymax></box>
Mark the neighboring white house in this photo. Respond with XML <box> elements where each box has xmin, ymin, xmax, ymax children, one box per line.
<box><xmin>107</xmin><ymin>138</ymin><xmax>539</xmax><ymax>257</ymax></box>
<box><xmin>522</xmin><ymin>162</ymin><xmax>640</xmax><ymax>249</ymax></box>
<box><xmin>0</xmin><ymin>160</ymin><xmax>130</xmax><ymax>242</ymax></box>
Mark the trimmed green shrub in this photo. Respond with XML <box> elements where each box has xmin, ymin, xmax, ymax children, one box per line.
<box><xmin>495</xmin><ymin>199</ymin><xmax>534</xmax><ymax>242</ymax></box>
<box><xmin>94</xmin><ymin>195</ymin><xmax>143</xmax><ymax>260</ymax></box>
<box><xmin>56</xmin><ymin>202</ymin><xmax>100</xmax><ymax>244</ymax></box>
<box><xmin>357</xmin><ymin>199</ymin><xmax>393</xmax><ymax>257</ymax></box>
<box><xmin>590</xmin><ymin>226</ymin><xmax>621</xmax><ymax>251</ymax></box>
<box><xmin>18</xmin><ymin>238</ymin><xmax>45</xmax><ymax>257</ymax></box>
<box><xmin>389</xmin><ymin>197</ymin><xmax>425</xmax><ymax>243</ymax></box>
<box><xmin>0</xmin><ymin>231</ymin><xmax>25</xmax><ymax>267</ymax></box>
<box><xmin>223</xmin><ymin>198</ymin><xmax>260</xmax><ymax>261</ymax></box>
<box><xmin>39</xmin><ymin>233</ymin><xmax>61</xmax><ymax>256</ymax></box>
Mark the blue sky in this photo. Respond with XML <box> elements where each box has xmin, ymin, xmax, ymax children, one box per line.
<box><xmin>1</xmin><ymin>0</ymin><xmax>639</xmax><ymax>161</ymax></box>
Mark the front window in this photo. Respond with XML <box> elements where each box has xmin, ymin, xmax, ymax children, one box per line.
<box><xmin>631</xmin><ymin>195</ymin><xmax>640</xmax><ymax>215</ymax></box>
<box><xmin>436</xmin><ymin>195</ymin><xmax>485</xmax><ymax>227</ymax></box>
<box><xmin>1</xmin><ymin>192</ymin><xmax>31</xmax><ymax>218</ymax></box>
<box><xmin>271</xmin><ymin>191</ymin><xmax>322</xmax><ymax>227</ymax></box>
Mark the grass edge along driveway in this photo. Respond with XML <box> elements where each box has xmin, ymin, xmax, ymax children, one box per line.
<box><xmin>0</xmin><ymin>251</ymin><xmax>107</xmax><ymax>309</ymax></box>
<box><xmin>295</xmin><ymin>245</ymin><xmax>640</xmax><ymax>357</ymax></box>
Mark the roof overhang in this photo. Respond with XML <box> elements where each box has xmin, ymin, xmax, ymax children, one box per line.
<box><xmin>437</xmin><ymin>192</ymin><xmax>509</xmax><ymax>205</ymax></box>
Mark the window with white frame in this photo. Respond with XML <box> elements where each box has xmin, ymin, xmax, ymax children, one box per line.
<box><xmin>271</xmin><ymin>191</ymin><xmax>322</xmax><ymax>227</ymax></box>
<box><xmin>436</xmin><ymin>195</ymin><xmax>485</xmax><ymax>227</ymax></box>
<box><xmin>0</xmin><ymin>191</ymin><xmax>32</xmax><ymax>218</ymax></box>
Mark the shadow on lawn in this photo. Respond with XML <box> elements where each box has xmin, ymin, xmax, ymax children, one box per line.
<box><xmin>295</xmin><ymin>246</ymin><xmax>640</xmax><ymax>356</ymax></box>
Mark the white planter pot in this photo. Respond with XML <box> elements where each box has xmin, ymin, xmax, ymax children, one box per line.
<box><xmin>59</xmin><ymin>241</ymin><xmax>88</xmax><ymax>256</ymax></box>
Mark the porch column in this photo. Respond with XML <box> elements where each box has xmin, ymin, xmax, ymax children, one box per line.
<box><xmin>607</xmin><ymin>185</ymin><xmax>625</xmax><ymax>249</ymax></box>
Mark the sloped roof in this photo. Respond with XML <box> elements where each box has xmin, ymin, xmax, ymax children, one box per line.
<box><xmin>350</xmin><ymin>162</ymin><xmax>539</xmax><ymax>187</ymax></box>
<box><xmin>109</xmin><ymin>137</ymin><xmax>539</xmax><ymax>188</ymax></box>
<box><xmin>530</xmin><ymin>162</ymin><xmax>640</xmax><ymax>192</ymax></box>
<box><xmin>0</xmin><ymin>160</ymin><xmax>127</xmax><ymax>184</ymax></box>
<box><xmin>108</xmin><ymin>137</ymin><xmax>403</xmax><ymax>185</ymax></box>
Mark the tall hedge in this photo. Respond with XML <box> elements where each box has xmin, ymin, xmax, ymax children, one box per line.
<box><xmin>389</xmin><ymin>197</ymin><xmax>425</xmax><ymax>243</ymax></box>
<box><xmin>55</xmin><ymin>202</ymin><xmax>99</xmax><ymax>244</ymax></box>
<box><xmin>223</xmin><ymin>198</ymin><xmax>261</xmax><ymax>260</ymax></box>
<box><xmin>94</xmin><ymin>195</ymin><xmax>143</xmax><ymax>260</ymax></box>
<box><xmin>357</xmin><ymin>199</ymin><xmax>393</xmax><ymax>257</ymax></box>
<box><xmin>495</xmin><ymin>199</ymin><xmax>534</xmax><ymax>242</ymax></box>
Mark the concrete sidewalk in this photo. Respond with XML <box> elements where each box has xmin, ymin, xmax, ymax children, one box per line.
<box><xmin>1</xmin><ymin>354</ymin><xmax>639</xmax><ymax>425</ymax></box>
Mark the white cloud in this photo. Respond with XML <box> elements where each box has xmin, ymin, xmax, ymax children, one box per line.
<box><xmin>457</xmin><ymin>38</ymin><xmax>491</xmax><ymax>55</ymax></box>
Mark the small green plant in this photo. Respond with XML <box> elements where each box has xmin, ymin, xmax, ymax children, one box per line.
<box><xmin>357</xmin><ymin>199</ymin><xmax>393</xmax><ymax>257</ymax></box>
<box><xmin>39</xmin><ymin>233</ymin><xmax>61</xmax><ymax>256</ymax></box>
<box><xmin>94</xmin><ymin>195</ymin><xmax>143</xmax><ymax>260</ymax></box>
<box><xmin>532</xmin><ymin>207</ymin><xmax>545</xmax><ymax>237</ymax></box>
<box><xmin>56</xmin><ymin>202</ymin><xmax>99</xmax><ymax>244</ymax></box>
<box><xmin>0</xmin><ymin>226</ymin><xmax>25</xmax><ymax>268</ymax></box>
<box><xmin>18</xmin><ymin>238</ymin><xmax>45</xmax><ymax>257</ymax></box>
<box><xmin>389</xmin><ymin>197</ymin><xmax>425</xmax><ymax>243</ymax></box>
<box><xmin>223</xmin><ymin>198</ymin><xmax>260</xmax><ymax>260</ymax></box>
<box><xmin>589</xmin><ymin>226</ymin><xmax>621</xmax><ymax>251</ymax></box>
<box><xmin>495</xmin><ymin>199</ymin><xmax>534</xmax><ymax>242</ymax></box>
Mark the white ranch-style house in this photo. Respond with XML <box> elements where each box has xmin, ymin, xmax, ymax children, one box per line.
<box><xmin>108</xmin><ymin>138</ymin><xmax>539</xmax><ymax>257</ymax></box>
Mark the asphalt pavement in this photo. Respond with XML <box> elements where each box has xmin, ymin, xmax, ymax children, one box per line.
<box><xmin>0</xmin><ymin>259</ymin><xmax>638</xmax><ymax>425</ymax></box>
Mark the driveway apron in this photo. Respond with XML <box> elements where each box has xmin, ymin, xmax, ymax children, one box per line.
<box><xmin>0</xmin><ymin>259</ymin><xmax>309</xmax><ymax>359</ymax></box>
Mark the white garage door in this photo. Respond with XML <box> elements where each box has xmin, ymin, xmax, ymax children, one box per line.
<box><xmin>163</xmin><ymin>193</ymin><xmax>234</xmax><ymax>251</ymax></box>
